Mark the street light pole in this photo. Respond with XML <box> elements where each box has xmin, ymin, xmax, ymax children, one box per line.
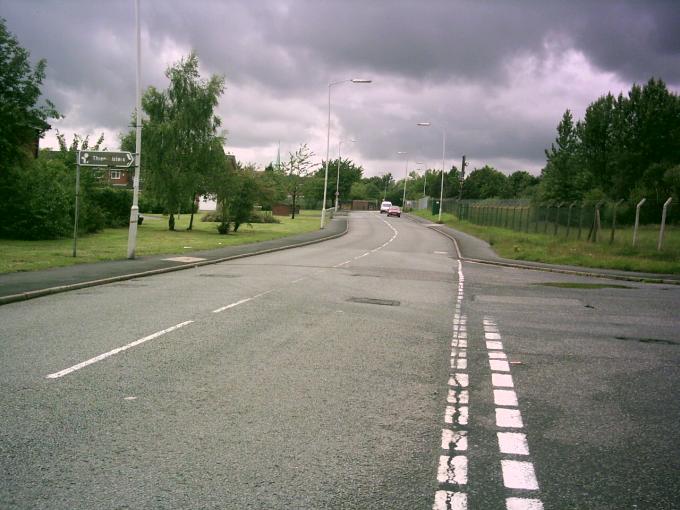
<box><xmin>417</xmin><ymin>122</ymin><xmax>446</xmax><ymax>223</ymax></box>
<box><xmin>321</xmin><ymin>78</ymin><xmax>371</xmax><ymax>229</ymax></box>
<box><xmin>127</xmin><ymin>0</ymin><xmax>143</xmax><ymax>258</ymax></box>
<box><xmin>397</xmin><ymin>151</ymin><xmax>408</xmax><ymax>209</ymax></box>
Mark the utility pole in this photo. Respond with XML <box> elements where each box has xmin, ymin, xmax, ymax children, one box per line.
<box><xmin>458</xmin><ymin>155</ymin><xmax>467</xmax><ymax>201</ymax></box>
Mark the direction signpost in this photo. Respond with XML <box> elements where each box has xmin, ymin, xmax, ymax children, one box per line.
<box><xmin>73</xmin><ymin>150</ymin><xmax>135</xmax><ymax>257</ymax></box>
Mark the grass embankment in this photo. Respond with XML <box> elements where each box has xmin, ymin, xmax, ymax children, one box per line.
<box><xmin>0</xmin><ymin>210</ymin><xmax>322</xmax><ymax>274</ymax></box>
<box><xmin>411</xmin><ymin>210</ymin><xmax>680</xmax><ymax>274</ymax></box>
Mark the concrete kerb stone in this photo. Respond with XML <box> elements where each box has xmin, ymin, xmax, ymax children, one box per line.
<box><xmin>403</xmin><ymin>213</ymin><xmax>680</xmax><ymax>286</ymax></box>
<box><xmin>0</xmin><ymin>218</ymin><xmax>349</xmax><ymax>306</ymax></box>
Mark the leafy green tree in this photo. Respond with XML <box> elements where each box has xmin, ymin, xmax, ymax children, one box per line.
<box><xmin>0</xmin><ymin>18</ymin><xmax>60</xmax><ymax>171</ymax></box>
<box><xmin>506</xmin><ymin>171</ymin><xmax>540</xmax><ymax>198</ymax></box>
<box><xmin>132</xmin><ymin>52</ymin><xmax>225</xmax><ymax>230</ymax></box>
<box><xmin>462</xmin><ymin>166</ymin><xmax>508</xmax><ymax>199</ymax></box>
<box><xmin>229</xmin><ymin>164</ymin><xmax>260</xmax><ymax>231</ymax></box>
<box><xmin>304</xmin><ymin>158</ymin><xmax>364</xmax><ymax>206</ymax></box>
<box><xmin>541</xmin><ymin>110</ymin><xmax>587</xmax><ymax>201</ymax></box>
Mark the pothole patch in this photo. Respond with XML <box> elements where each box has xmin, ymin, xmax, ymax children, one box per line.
<box><xmin>348</xmin><ymin>297</ymin><xmax>400</xmax><ymax>306</ymax></box>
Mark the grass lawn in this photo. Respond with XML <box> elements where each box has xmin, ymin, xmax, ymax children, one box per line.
<box><xmin>0</xmin><ymin>210</ymin><xmax>322</xmax><ymax>274</ymax></box>
<box><xmin>412</xmin><ymin>209</ymin><xmax>680</xmax><ymax>274</ymax></box>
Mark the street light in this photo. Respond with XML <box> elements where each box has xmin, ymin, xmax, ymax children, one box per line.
<box><xmin>397</xmin><ymin>151</ymin><xmax>408</xmax><ymax>209</ymax></box>
<box><xmin>417</xmin><ymin>122</ymin><xmax>446</xmax><ymax>223</ymax></box>
<box><xmin>321</xmin><ymin>78</ymin><xmax>372</xmax><ymax>228</ymax></box>
<box><xmin>335</xmin><ymin>138</ymin><xmax>357</xmax><ymax>212</ymax></box>
<box><xmin>415</xmin><ymin>161</ymin><xmax>425</xmax><ymax>197</ymax></box>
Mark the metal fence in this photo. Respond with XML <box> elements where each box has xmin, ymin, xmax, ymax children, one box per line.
<box><xmin>417</xmin><ymin>196</ymin><xmax>676</xmax><ymax>250</ymax></box>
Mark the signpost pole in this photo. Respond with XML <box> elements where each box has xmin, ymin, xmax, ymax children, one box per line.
<box><xmin>73</xmin><ymin>154</ymin><xmax>81</xmax><ymax>257</ymax></box>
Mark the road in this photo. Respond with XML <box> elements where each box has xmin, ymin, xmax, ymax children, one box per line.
<box><xmin>1</xmin><ymin>211</ymin><xmax>679</xmax><ymax>509</ymax></box>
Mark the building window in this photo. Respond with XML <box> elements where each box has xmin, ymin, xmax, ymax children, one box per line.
<box><xmin>110</xmin><ymin>170</ymin><xmax>121</xmax><ymax>180</ymax></box>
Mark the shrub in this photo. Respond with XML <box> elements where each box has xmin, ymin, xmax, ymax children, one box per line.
<box><xmin>201</xmin><ymin>211</ymin><xmax>223</xmax><ymax>222</ymax></box>
<box><xmin>250</xmin><ymin>210</ymin><xmax>280</xmax><ymax>223</ymax></box>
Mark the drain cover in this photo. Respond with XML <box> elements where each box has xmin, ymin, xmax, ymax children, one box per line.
<box><xmin>348</xmin><ymin>297</ymin><xmax>400</xmax><ymax>306</ymax></box>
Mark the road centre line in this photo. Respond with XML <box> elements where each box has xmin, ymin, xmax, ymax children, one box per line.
<box><xmin>212</xmin><ymin>297</ymin><xmax>252</xmax><ymax>313</ymax></box>
<box><xmin>45</xmin><ymin>320</ymin><xmax>194</xmax><ymax>379</ymax></box>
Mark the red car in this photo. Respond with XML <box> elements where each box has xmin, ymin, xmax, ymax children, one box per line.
<box><xmin>387</xmin><ymin>205</ymin><xmax>401</xmax><ymax>217</ymax></box>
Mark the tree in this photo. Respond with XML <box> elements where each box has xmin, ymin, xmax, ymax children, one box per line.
<box><xmin>229</xmin><ymin>164</ymin><xmax>260</xmax><ymax>231</ymax></box>
<box><xmin>541</xmin><ymin>110</ymin><xmax>588</xmax><ymax>201</ymax></box>
<box><xmin>282</xmin><ymin>143</ymin><xmax>315</xmax><ymax>218</ymax></box>
<box><xmin>462</xmin><ymin>166</ymin><xmax>508</xmax><ymax>199</ymax></box>
<box><xmin>506</xmin><ymin>171</ymin><xmax>540</xmax><ymax>198</ymax></box>
<box><xmin>132</xmin><ymin>52</ymin><xmax>225</xmax><ymax>230</ymax></box>
<box><xmin>0</xmin><ymin>18</ymin><xmax>60</xmax><ymax>171</ymax></box>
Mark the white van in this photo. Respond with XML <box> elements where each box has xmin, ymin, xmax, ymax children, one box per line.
<box><xmin>380</xmin><ymin>201</ymin><xmax>392</xmax><ymax>214</ymax></box>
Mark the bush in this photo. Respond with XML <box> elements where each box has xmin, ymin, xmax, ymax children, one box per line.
<box><xmin>0</xmin><ymin>158</ymin><xmax>72</xmax><ymax>240</ymax></box>
<box><xmin>201</xmin><ymin>211</ymin><xmax>223</xmax><ymax>222</ymax></box>
<box><xmin>90</xmin><ymin>187</ymin><xmax>132</xmax><ymax>227</ymax></box>
<box><xmin>216</xmin><ymin>222</ymin><xmax>230</xmax><ymax>234</ymax></box>
<box><xmin>250</xmin><ymin>210</ymin><xmax>280</xmax><ymax>223</ymax></box>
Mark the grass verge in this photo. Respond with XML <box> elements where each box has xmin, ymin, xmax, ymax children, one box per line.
<box><xmin>0</xmin><ymin>210</ymin><xmax>322</xmax><ymax>274</ymax></box>
<box><xmin>411</xmin><ymin>209</ymin><xmax>680</xmax><ymax>274</ymax></box>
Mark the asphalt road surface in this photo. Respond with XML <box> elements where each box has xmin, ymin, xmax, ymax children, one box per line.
<box><xmin>1</xmin><ymin>212</ymin><xmax>679</xmax><ymax>509</ymax></box>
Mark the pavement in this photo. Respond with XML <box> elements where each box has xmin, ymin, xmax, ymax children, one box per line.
<box><xmin>0</xmin><ymin>217</ymin><xmax>348</xmax><ymax>305</ymax></box>
<box><xmin>404</xmin><ymin>213</ymin><xmax>680</xmax><ymax>285</ymax></box>
<box><xmin>2</xmin><ymin>211</ymin><xmax>678</xmax><ymax>306</ymax></box>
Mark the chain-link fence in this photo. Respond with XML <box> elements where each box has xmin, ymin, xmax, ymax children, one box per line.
<box><xmin>416</xmin><ymin>196</ymin><xmax>677</xmax><ymax>250</ymax></box>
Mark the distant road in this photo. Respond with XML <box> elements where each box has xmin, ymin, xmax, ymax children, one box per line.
<box><xmin>1</xmin><ymin>211</ymin><xmax>678</xmax><ymax>509</ymax></box>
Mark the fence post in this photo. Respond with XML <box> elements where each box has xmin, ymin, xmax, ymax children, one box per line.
<box><xmin>609</xmin><ymin>199</ymin><xmax>624</xmax><ymax>244</ymax></box>
<box><xmin>495</xmin><ymin>205</ymin><xmax>501</xmax><ymax>226</ymax></box>
<box><xmin>632</xmin><ymin>198</ymin><xmax>646</xmax><ymax>247</ymax></box>
<box><xmin>578</xmin><ymin>203</ymin><xmax>585</xmax><ymax>240</ymax></box>
<box><xmin>590</xmin><ymin>200</ymin><xmax>604</xmax><ymax>243</ymax></box>
<box><xmin>566</xmin><ymin>201</ymin><xmax>577</xmax><ymax>238</ymax></box>
<box><xmin>526</xmin><ymin>206</ymin><xmax>531</xmax><ymax>233</ymax></box>
<box><xmin>544</xmin><ymin>203</ymin><xmax>551</xmax><ymax>234</ymax></box>
<box><xmin>535</xmin><ymin>204</ymin><xmax>540</xmax><ymax>233</ymax></box>
<box><xmin>658</xmin><ymin>197</ymin><xmax>673</xmax><ymax>251</ymax></box>
<box><xmin>554</xmin><ymin>202</ymin><xmax>563</xmax><ymax>236</ymax></box>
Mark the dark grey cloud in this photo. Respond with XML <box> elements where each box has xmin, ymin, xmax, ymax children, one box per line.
<box><xmin>1</xmin><ymin>0</ymin><xmax>678</xmax><ymax>175</ymax></box>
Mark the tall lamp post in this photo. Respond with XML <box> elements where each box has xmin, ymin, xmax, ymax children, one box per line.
<box><xmin>321</xmin><ymin>78</ymin><xmax>372</xmax><ymax>228</ymax></box>
<box><xmin>127</xmin><ymin>0</ymin><xmax>143</xmax><ymax>259</ymax></box>
<box><xmin>415</xmin><ymin>161</ymin><xmax>425</xmax><ymax>197</ymax></box>
<box><xmin>397</xmin><ymin>151</ymin><xmax>408</xmax><ymax>209</ymax></box>
<box><xmin>417</xmin><ymin>122</ymin><xmax>446</xmax><ymax>223</ymax></box>
<box><xmin>335</xmin><ymin>138</ymin><xmax>357</xmax><ymax>212</ymax></box>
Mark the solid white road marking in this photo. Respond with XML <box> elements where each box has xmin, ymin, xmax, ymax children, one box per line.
<box><xmin>437</xmin><ymin>455</ymin><xmax>468</xmax><ymax>485</ymax></box>
<box><xmin>501</xmin><ymin>460</ymin><xmax>539</xmax><ymax>490</ymax></box>
<box><xmin>496</xmin><ymin>408</ymin><xmax>524</xmax><ymax>428</ymax></box>
<box><xmin>494</xmin><ymin>389</ymin><xmax>519</xmax><ymax>407</ymax></box>
<box><xmin>506</xmin><ymin>497</ymin><xmax>544</xmax><ymax>510</ymax></box>
<box><xmin>497</xmin><ymin>432</ymin><xmax>530</xmax><ymax>455</ymax></box>
<box><xmin>46</xmin><ymin>320</ymin><xmax>194</xmax><ymax>379</ymax></box>
<box><xmin>433</xmin><ymin>491</ymin><xmax>467</xmax><ymax>510</ymax></box>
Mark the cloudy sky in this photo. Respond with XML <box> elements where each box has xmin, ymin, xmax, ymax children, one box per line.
<box><xmin>2</xmin><ymin>0</ymin><xmax>679</xmax><ymax>177</ymax></box>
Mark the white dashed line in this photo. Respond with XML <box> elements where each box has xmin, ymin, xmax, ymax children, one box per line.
<box><xmin>445</xmin><ymin>405</ymin><xmax>469</xmax><ymax>425</ymax></box>
<box><xmin>506</xmin><ymin>497</ymin><xmax>544</xmax><ymax>510</ymax></box>
<box><xmin>497</xmin><ymin>432</ymin><xmax>530</xmax><ymax>455</ymax></box>
<box><xmin>448</xmin><ymin>373</ymin><xmax>469</xmax><ymax>387</ymax></box>
<box><xmin>485</xmin><ymin>317</ymin><xmax>543</xmax><ymax>506</ymax></box>
<box><xmin>437</xmin><ymin>455</ymin><xmax>468</xmax><ymax>485</ymax></box>
<box><xmin>433</xmin><ymin>491</ymin><xmax>468</xmax><ymax>510</ymax></box>
<box><xmin>494</xmin><ymin>389</ymin><xmax>519</xmax><ymax>407</ymax></box>
<box><xmin>212</xmin><ymin>297</ymin><xmax>252</xmax><ymax>313</ymax></box>
<box><xmin>45</xmin><ymin>320</ymin><xmax>194</xmax><ymax>379</ymax></box>
<box><xmin>490</xmin><ymin>359</ymin><xmax>511</xmax><ymax>372</ymax></box>
<box><xmin>492</xmin><ymin>373</ymin><xmax>515</xmax><ymax>387</ymax></box>
<box><xmin>501</xmin><ymin>460</ymin><xmax>539</xmax><ymax>490</ymax></box>
<box><xmin>442</xmin><ymin>429</ymin><xmax>468</xmax><ymax>451</ymax></box>
<box><xmin>496</xmin><ymin>408</ymin><xmax>524</xmax><ymax>428</ymax></box>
